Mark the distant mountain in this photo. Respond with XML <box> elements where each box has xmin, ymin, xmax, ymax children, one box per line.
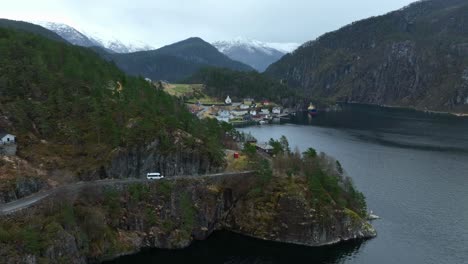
<box><xmin>34</xmin><ymin>21</ymin><xmax>153</xmax><ymax>53</ymax></box>
<box><xmin>266</xmin><ymin>0</ymin><xmax>468</xmax><ymax>114</ymax></box>
<box><xmin>0</xmin><ymin>19</ymin><xmax>66</xmax><ymax>43</ymax></box>
<box><xmin>213</xmin><ymin>38</ymin><xmax>299</xmax><ymax>72</ymax></box>
<box><xmin>85</xmin><ymin>34</ymin><xmax>154</xmax><ymax>53</ymax></box>
<box><xmin>109</xmin><ymin>37</ymin><xmax>254</xmax><ymax>82</ymax></box>
<box><xmin>35</xmin><ymin>22</ymin><xmax>101</xmax><ymax>48</ymax></box>
<box><xmin>25</xmin><ymin>21</ymin><xmax>253</xmax><ymax>81</ymax></box>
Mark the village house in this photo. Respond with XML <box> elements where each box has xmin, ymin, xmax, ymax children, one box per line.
<box><xmin>225</xmin><ymin>95</ymin><xmax>232</xmax><ymax>105</ymax></box>
<box><xmin>256</xmin><ymin>142</ymin><xmax>274</xmax><ymax>154</ymax></box>
<box><xmin>272</xmin><ymin>107</ymin><xmax>282</xmax><ymax>115</ymax></box>
<box><xmin>0</xmin><ymin>131</ymin><xmax>15</xmax><ymax>145</ymax></box>
<box><xmin>262</xmin><ymin>100</ymin><xmax>271</xmax><ymax>106</ymax></box>
<box><xmin>261</xmin><ymin>108</ymin><xmax>270</xmax><ymax>115</ymax></box>
<box><xmin>216</xmin><ymin>110</ymin><xmax>232</xmax><ymax>122</ymax></box>
<box><xmin>250</xmin><ymin>109</ymin><xmax>257</xmax><ymax>116</ymax></box>
<box><xmin>216</xmin><ymin>116</ymin><xmax>230</xmax><ymax>123</ymax></box>
<box><xmin>243</xmin><ymin>98</ymin><xmax>254</xmax><ymax>106</ymax></box>
<box><xmin>244</xmin><ymin>134</ymin><xmax>257</xmax><ymax>144</ymax></box>
<box><xmin>232</xmin><ymin>110</ymin><xmax>249</xmax><ymax>117</ymax></box>
<box><xmin>239</xmin><ymin>104</ymin><xmax>250</xmax><ymax>110</ymax></box>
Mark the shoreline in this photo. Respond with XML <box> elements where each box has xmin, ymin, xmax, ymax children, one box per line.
<box><xmin>338</xmin><ymin>102</ymin><xmax>468</xmax><ymax>117</ymax></box>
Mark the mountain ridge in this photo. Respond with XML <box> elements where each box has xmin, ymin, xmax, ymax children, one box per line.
<box><xmin>33</xmin><ymin>21</ymin><xmax>154</xmax><ymax>53</ymax></box>
<box><xmin>265</xmin><ymin>0</ymin><xmax>468</xmax><ymax>114</ymax></box>
<box><xmin>108</xmin><ymin>37</ymin><xmax>255</xmax><ymax>81</ymax></box>
<box><xmin>17</xmin><ymin>20</ymin><xmax>254</xmax><ymax>81</ymax></box>
<box><xmin>213</xmin><ymin>38</ymin><xmax>297</xmax><ymax>72</ymax></box>
<box><xmin>0</xmin><ymin>19</ymin><xmax>67</xmax><ymax>43</ymax></box>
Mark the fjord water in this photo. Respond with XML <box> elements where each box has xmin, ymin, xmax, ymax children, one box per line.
<box><xmin>110</xmin><ymin>104</ymin><xmax>468</xmax><ymax>264</ymax></box>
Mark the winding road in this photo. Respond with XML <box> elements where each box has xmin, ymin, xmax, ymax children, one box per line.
<box><xmin>0</xmin><ymin>171</ymin><xmax>254</xmax><ymax>216</ymax></box>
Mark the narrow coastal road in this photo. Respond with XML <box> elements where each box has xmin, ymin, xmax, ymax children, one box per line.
<box><xmin>0</xmin><ymin>171</ymin><xmax>254</xmax><ymax>216</ymax></box>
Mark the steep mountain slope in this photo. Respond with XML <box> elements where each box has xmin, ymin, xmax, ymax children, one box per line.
<box><xmin>266</xmin><ymin>0</ymin><xmax>468</xmax><ymax>113</ymax></box>
<box><xmin>0</xmin><ymin>19</ymin><xmax>66</xmax><ymax>43</ymax></box>
<box><xmin>213</xmin><ymin>38</ymin><xmax>291</xmax><ymax>72</ymax></box>
<box><xmin>109</xmin><ymin>37</ymin><xmax>254</xmax><ymax>81</ymax></box>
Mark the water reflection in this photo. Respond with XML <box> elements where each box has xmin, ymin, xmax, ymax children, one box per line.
<box><xmin>107</xmin><ymin>231</ymin><xmax>367</xmax><ymax>264</ymax></box>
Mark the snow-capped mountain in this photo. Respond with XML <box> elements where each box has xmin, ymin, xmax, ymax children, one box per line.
<box><xmin>35</xmin><ymin>22</ymin><xmax>101</xmax><ymax>48</ymax></box>
<box><xmin>85</xmin><ymin>34</ymin><xmax>154</xmax><ymax>54</ymax></box>
<box><xmin>213</xmin><ymin>37</ymin><xmax>300</xmax><ymax>72</ymax></box>
<box><xmin>34</xmin><ymin>21</ymin><xmax>153</xmax><ymax>53</ymax></box>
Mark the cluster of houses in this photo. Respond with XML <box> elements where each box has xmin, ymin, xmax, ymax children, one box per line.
<box><xmin>215</xmin><ymin>96</ymin><xmax>284</xmax><ymax>124</ymax></box>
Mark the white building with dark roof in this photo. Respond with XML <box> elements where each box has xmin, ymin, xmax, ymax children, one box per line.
<box><xmin>225</xmin><ymin>96</ymin><xmax>232</xmax><ymax>105</ymax></box>
<box><xmin>0</xmin><ymin>131</ymin><xmax>15</xmax><ymax>145</ymax></box>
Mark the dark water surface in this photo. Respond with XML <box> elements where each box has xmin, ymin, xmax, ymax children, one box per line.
<box><xmin>109</xmin><ymin>104</ymin><xmax>468</xmax><ymax>264</ymax></box>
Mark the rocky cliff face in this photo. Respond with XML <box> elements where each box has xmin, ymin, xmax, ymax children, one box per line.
<box><xmin>0</xmin><ymin>176</ymin><xmax>46</xmax><ymax>204</ymax></box>
<box><xmin>81</xmin><ymin>138</ymin><xmax>223</xmax><ymax>181</ymax></box>
<box><xmin>265</xmin><ymin>0</ymin><xmax>468</xmax><ymax>113</ymax></box>
<box><xmin>0</xmin><ymin>173</ymin><xmax>375</xmax><ymax>263</ymax></box>
<box><xmin>225</xmin><ymin>181</ymin><xmax>375</xmax><ymax>246</ymax></box>
<box><xmin>0</xmin><ymin>135</ymin><xmax>223</xmax><ymax>205</ymax></box>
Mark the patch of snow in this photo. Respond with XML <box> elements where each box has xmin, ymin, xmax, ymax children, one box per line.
<box><xmin>34</xmin><ymin>21</ymin><xmax>101</xmax><ymax>47</ymax></box>
<box><xmin>84</xmin><ymin>31</ymin><xmax>155</xmax><ymax>53</ymax></box>
<box><xmin>264</xmin><ymin>42</ymin><xmax>301</xmax><ymax>53</ymax></box>
<box><xmin>213</xmin><ymin>37</ymin><xmax>300</xmax><ymax>55</ymax></box>
<box><xmin>32</xmin><ymin>21</ymin><xmax>154</xmax><ymax>53</ymax></box>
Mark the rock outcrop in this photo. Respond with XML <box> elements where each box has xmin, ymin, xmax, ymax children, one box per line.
<box><xmin>0</xmin><ymin>173</ymin><xmax>375</xmax><ymax>263</ymax></box>
<box><xmin>0</xmin><ymin>176</ymin><xmax>47</xmax><ymax>204</ymax></box>
<box><xmin>81</xmin><ymin>138</ymin><xmax>223</xmax><ymax>182</ymax></box>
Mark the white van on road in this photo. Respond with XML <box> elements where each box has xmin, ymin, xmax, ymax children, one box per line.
<box><xmin>147</xmin><ymin>172</ymin><xmax>164</xmax><ymax>180</ymax></box>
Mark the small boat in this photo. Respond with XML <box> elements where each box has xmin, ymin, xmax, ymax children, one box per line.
<box><xmin>367</xmin><ymin>210</ymin><xmax>380</xmax><ymax>220</ymax></box>
<box><xmin>259</xmin><ymin>120</ymin><xmax>267</xmax><ymax>125</ymax></box>
<box><xmin>308</xmin><ymin>103</ymin><xmax>318</xmax><ymax>116</ymax></box>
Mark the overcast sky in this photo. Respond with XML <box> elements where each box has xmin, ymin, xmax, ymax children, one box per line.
<box><xmin>1</xmin><ymin>0</ymin><xmax>416</xmax><ymax>48</ymax></box>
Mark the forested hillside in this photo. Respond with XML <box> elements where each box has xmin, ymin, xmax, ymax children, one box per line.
<box><xmin>0</xmin><ymin>19</ymin><xmax>66</xmax><ymax>43</ymax></box>
<box><xmin>0</xmin><ymin>27</ymin><xmax>227</xmax><ymax>174</ymax></box>
<box><xmin>266</xmin><ymin>0</ymin><xmax>468</xmax><ymax>113</ymax></box>
<box><xmin>187</xmin><ymin>68</ymin><xmax>301</xmax><ymax>106</ymax></box>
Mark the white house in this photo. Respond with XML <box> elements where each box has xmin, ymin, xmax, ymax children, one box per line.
<box><xmin>217</xmin><ymin>110</ymin><xmax>232</xmax><ymax>123</ymax></box>
<box><xmin>216</xmin><ymin>116</ymin><xmax>230</xmax><ymax>123</ymax></box>
<box><xmin>261</xmin><ymin>108</ymin><xmax>270</xmax><ymax>115</ymax></box>
<box><xmin>243</xmin><ymin>98</ymin><xmax>254</xmax><ymax>105</ymax></box>
<box><xmin>272</xmin><ymin>107</ymin><xmax>282</xmax><ymax>114</ymax></box>
<box><xmin>239</xmin><ymin>104</ymin><xmax>250</xmax><ymax>110</ymax></box>
<box><xmin>225</xmin><ymin>96</ymin><xmax>232</xmax><ymax>105</ymax></box>
<box><xmin>1</xmin><ymin>132</ymin><xmax>15</xmax><ymax>145</ymax></box>
<box><xmin>232</xmin><ymin>110</ymin><xmax>248</xmax><ymax>116</ymax></box>
<box><xmin>250</xmin><ymin>110</ymin><xmax>257</xmax><ymax>116</ymax></box>
<box><xmin>218</xmin><ymin>110</ymin><xmax>231</xmax><ymax>118</ymax></box>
